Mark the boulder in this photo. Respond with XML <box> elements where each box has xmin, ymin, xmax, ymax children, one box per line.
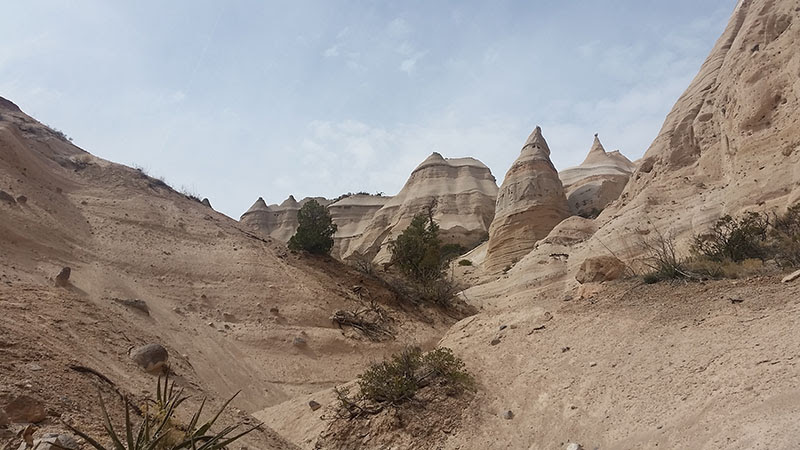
<box><xmin>485</xmin><ymin>127</ymin><xmax>571</xmax><ymax>272</ymax></box>
<box><xmin>54</xmin><ymin>267</ymin><xmax>71</xmax><ymax>287</ymax></box>
<box><xmin>0</xmin><ymin>190</ymin><xmax>16</xmax><ymax>204</ymax></box>
<box><xmin>17</xmin><ymin>433</ymin><xmax>78</xmax><ymax>450</ymax></box>
<box><xmin>130</xmin><ymin>343</ymin><xmax>169</xmax><ymax>372</ymax></box>
<box><xmin>576</xmin><ymin>256</ymin><xmax>627</xmax><ymax>284</ymax></box>
<box><xmin>3</xmin><ymin>395</ymin><xmax>46</xmax><ymax>423</ymax></box>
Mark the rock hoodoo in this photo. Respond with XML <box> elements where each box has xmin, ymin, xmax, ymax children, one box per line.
<box><xmin>345</xmin><ymin>153</ymin><xmax>499</xmax><ymax>263</ymax></box>
<box><xmin>484</xmin><ymin>127</ymin><xmax>571</xmax><ymax>272</ymax></box>
<box><xmin>240</xmin><ymin>196</ymin><xmax>331</xmax><ymax>242</ymax></box>
<box><xmin>559</xmin><ymin>134</ymin><xmax>635</xmax><ymax>217</ymax></box>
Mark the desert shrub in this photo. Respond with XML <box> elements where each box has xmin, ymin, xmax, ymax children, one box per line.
<box><xmin>335</xmin><ymin>347</ymin><xmax>474</xmax><ymax>418</ymax></box>
<box><xmin>692</xmin><ymin>212</ymin><xmax>770</xmax><ymax>262</ymax></box>
<box><xmin>770</xmin><ymin>204</ymin><xmax>800</xmax><ymax>266</ymax></box>
<box><xmin>288</xmin><ymin>199</ymin><xmax>337</xmax><ymax>255</ymax></box>
<box><xmin>440</xmin><ymin>243</ymin><xmax>467</xmax><ymax>263</ymax></box>
<box><xmin>685</xmin><ymin>257</ymin><xmax>765</xmax><ymax>279</ymax></box>
<box><xmin>639</xmin><ymin>230</ymin><xmax>690</xmax><ymax>283</ymax></box>
<box><xmin>457</xmin><ymin>259</ymin><xmax>472</xmax><ymax>266</ymax></box>
<box><xmin>66</xmin><ymin>375</ymin><xmax>258</xmax><ymax>450</ymax></box>
<box><xmin>389</xmin><ymin>212</ymin><xmax>444</xmax><ymax>283</ymax></box>
<box><xmin>348</xmin><ymin>252</ymin><xmax>376</xmax><ymax>275</ymax></box>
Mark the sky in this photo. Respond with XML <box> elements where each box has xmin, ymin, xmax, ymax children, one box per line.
<box><xmin>0</xmin><ymin>1</ymin><xmax>737</xmax><ymax>218</ymax></box>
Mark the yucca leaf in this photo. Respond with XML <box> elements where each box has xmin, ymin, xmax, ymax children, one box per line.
<box><xmin>63</xmin><ymin>421</ymin><xmax>110</xmax><ymax>450</ymax></box>
<box><xmin>124</xmin><ymin>399</ymin><xmax>135</xmax><ymax>450</ymax></box>
<box><xmin>194</xmin><ymin>391</ymin><xmax>240</xmax><ymax>436</ymax></box>
<box><xmin>98</xmin><ymin>391</ymin><xmax>126</xmax><ymax>450</ymax></box>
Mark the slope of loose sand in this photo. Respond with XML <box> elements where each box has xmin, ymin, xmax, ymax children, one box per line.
<box><xmin>0</xmin><ymin>99</ymin><xmax>459</xmax><ymax>448</ymax></box>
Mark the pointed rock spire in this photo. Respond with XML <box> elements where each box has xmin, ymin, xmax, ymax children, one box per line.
<box><xmin>243</xmin><ymin>197</ymin><xmax>270</xmax><ymax>216</ymax></box>
<box><xmin>280</xmin><ymin>195</ymin><xmax>298</xmax><ymax>208</ymax></box>
<box><xmin>522</xmin><ymin>126</ymin><xmax>551</xmax><ymax>156</ymax></box>
<box><xmin>485</xmin><ymin>126</ymin><xmax>570</xmax><ymax>272</ymax></box>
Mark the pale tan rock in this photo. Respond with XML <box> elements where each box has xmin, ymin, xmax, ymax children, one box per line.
<box><xmin>782</xmin><ymin>269</ymin><xmax>800</xmax><ymax>283</ymax></box>
<box><xmin>484</xmin><ymin>127</ymin><xmax>571</xmax><ymax>272</ymax></box>
<box><xmin>345</xmin><ymin>152</ymin><xmax>498</xmax><ymax>263</ymax></box>
<box><xmin>575</xmin><ymin>255</ymin><xmax>627</xmax><ymax>284</ymax></box>
<box><xmin>598</xmin><ymin>0</ymin><xmax>800</xmax><ymax>253</ymax></box>
<box><xmin>559</xmin><ymin>135</ymin><xmax>635</xmax><ymax>218</ymax></box>
<box><xmin>327</xmin><ymin>194</ymin><xmax>391</xmax><ymax>259</ymax></box>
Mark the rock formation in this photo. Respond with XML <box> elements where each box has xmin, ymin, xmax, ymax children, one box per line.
<box><xmin>345</xmin><ymin>153</ymin><xmax>498</xmax><ymax>263</ymax></box>
<box><xmin>599</xmin><ymin>0</ymin><xmax>800</xmax><ymax>246</ymax></box>
<box><xmin>559</xmin><ymin>135</ymin><xmax>635</xmax><ymax>217</ymax></box>
<box><xmin>484</xmin><ymin>127</ymin><xmax>571</xmax><ymax>272</ymax></box>
<box><xmin>240</xmin><ymin>195</ymin><xmax>331</xmax><ymax>242</ymax></box>
<box><xmin>327</xmin><ymin>194</ymin><xmax>391</xmax><ymax>259</ymax></box>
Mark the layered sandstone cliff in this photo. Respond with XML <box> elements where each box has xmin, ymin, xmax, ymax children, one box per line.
<box><xmin>484</xmin><ymin>127</ymin><xmax>571</xmax><ymax>272</ymax></box>
<box><xmin>559</xmin><ymin>135</ymin><xmax>636</xmax><ymax>218</ymax></box>
<box><xmin>345</xmin><ymin>152</ymin><xmax>498</xmax><ymax>263</ymax></box>
<box><xmin>240</xmin><ymin>195</ymin><xmax>331</xmax><ymax>242</ymax></box>
<box><xmin>327</xmin><ymin>194</ymin><xmax>392</xmax><ymax>259</ymax></box>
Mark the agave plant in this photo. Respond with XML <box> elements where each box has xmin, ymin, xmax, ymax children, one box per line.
<box><xmin>65</xmin><ymin>374</ymin><xmax>260</xmax><ymax>450</ymax></box>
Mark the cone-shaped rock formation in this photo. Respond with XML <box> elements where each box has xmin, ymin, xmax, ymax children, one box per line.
<box><xmin>559</xmin><ymin>134</ymin><xmax>635</xmax><ymax>217</ymax></box>
<box><xmin>485</xmin><ymin>127</ymin><xmax>570</xmax><ymax>271</ymax></box>
<box><xmin>484</xmin><ymin>127</ymin><xmax>571</xmax><ymax>272</ymax></box>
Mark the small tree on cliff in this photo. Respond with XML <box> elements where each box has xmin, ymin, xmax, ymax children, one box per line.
<box><xmin>288</xmin><ymin>199</ymin><xmax>337</xmax><ymax>254</ymax></box>
<box><xmin>389</xmin><ymin>208</ymin><xmax>443</xmax><ymax>283</ymax></box>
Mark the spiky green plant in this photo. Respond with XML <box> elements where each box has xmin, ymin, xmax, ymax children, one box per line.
<box><xmin>65</xmin><ymin>374</ymin><xmax>260</xmax><ymax>450</ymax></box>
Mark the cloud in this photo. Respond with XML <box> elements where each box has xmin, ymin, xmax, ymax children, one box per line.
<box><xmin>323</xmin><ymin>45</ymin><xmax>340</xmax><ymax>58</ymax></box>
<box><xmin>387</xmin><ymin>18</ymin><xmax>411</xmax><ymax>36</ymax></box>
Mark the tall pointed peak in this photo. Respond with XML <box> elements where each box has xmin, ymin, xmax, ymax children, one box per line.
<box><xmin>280</xmin><ymin>195</ymin><xmax>298</xmax><ymax>207</ymax></box>
<box><xmin>521</xmin><ymin>126</ymin><xmax>551</xmax><ymax>156</ymax></box>
<box><xmin>242</xmin><ymin>197</ymin><xmax>270</xmax><ymax>216</ymax></box>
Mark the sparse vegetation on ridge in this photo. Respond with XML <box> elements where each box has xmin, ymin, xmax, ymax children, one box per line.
<box><xmin>288</xmin><ymin>199</ymin><xmax>337</xmax><ymax>254</ymax></box>
<box><xmin>640</xmin><ymin>205</ymin><xmax>800</xmax><ymax>283</ymax></box>
<box><xmin>331</xmin><ymin>346</ymin><xmax>474</xmax><ymax>419</ymax></box>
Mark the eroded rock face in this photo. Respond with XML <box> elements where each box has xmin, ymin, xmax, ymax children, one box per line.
<box><xmin>559</xmin><ymin>135</ymin><xmax>635</xmax><ymax>218</ymax></box>
<box><xmin>601</xmin><ymin>0</ymin><xmax>800</xmax><ymax>246</ymax></box>
<box><xmin>344</xmin><ymin>153</ymin><xmax>499</xmax><ymax>263</ymax></box>
<box><xmin>484</xmin><ymin>127</ymin><xmax>571</xmax><ymax>272</ymax></box>
<box><xmin>240</xmin><ymin>196</ymin><xmax>331</xmax><ymax>242</ymax></box>
<box><xmin>327</xmin><ymin>194</ymin><xmax>391</xmax><ymax>259</ymax></box>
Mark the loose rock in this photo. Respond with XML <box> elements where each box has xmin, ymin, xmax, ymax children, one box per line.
<box><xmin>130</xmin><ymin>343</ymin><xmax>169</xmax><ymax>372</ymax></box>
<box><xmin>565</xmin><ymin>444</ymin><xmax>583</xmax><ymax>450</ymax></box>
<box><xmin>20</xmin><ymin>433</ymin><xmax>79</xmax><ymax>450</ymax></box>
<box><xmin>16</xmin><ymin>195</ymin><xmax>27</xmax><ymax>204</ymax></box>
<box><xmin>112</xmin><ymin>298</ymin><xmax>150</xmax><ymax>315</ymax></box>
<box><xmin>782</xmin><ymin>269</ymin><xmax>800</xmax><ymax>283</ymax></box>
<box><xmin>3</xmin><ymin>395</ymin><xmax>46</xmax><ymax>423</ymax></box>
<box><xmin>54</xmin><ymin>267</ymin><xmax>71</xmax><ymax>287</ymax></box>
<box><xmin>502</xmin><ymin>410</ymin><xmax>514</xmax><ymax>420</ymax></box>
<box><xmin>309</xmin><ymin>400</ymin><xmax>322</xmax><ymax>411</ymax></box>
<box><xmin>576</xmin><ymin>256</ymin><xmax>626</xmax><ymax>284</ymax></box>
<box><xmin>0</xmin><ymin>190</ymin><xmax>15</xmax><ymax>204</ymax></box>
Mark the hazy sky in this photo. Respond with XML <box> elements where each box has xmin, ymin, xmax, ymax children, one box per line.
<box><xmin>1</xmin><ymin>1</ymin><xmax>736</xmax><ymax>218</ymax></box>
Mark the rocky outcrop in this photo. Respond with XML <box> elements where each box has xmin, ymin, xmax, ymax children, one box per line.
<box><xmin>600</xmin><ymin>0</ymin><xmax>800</xmax><ymax>246</ymax></box>
<box><xmin>559</xmin><ymin>135</ymin><xmax>635</xmax><ymax>217</ymax></box>
<box><xmin>345</xmin><ymin>153</ymin><xmax>498</xmax><ymax>263</ymax></box>
<box><xmin>327</xmin><ymin>194</ymin><xmax>392</xmax><ymax>259</ymax></box>
<box><xmin>484</xmin><ymin>127</ymin><xmax>571</xmax><ymax>272</ymax></box>
<box><xmin>240</xmin><ymin>195</ymin><xmax>331</xmax><ymax>242</ymax></box>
